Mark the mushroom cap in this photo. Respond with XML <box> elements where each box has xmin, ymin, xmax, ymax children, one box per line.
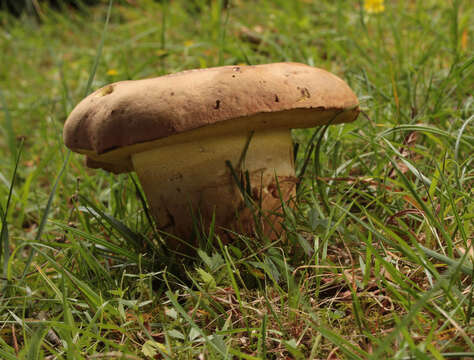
<box><xmin>64</xmin><ymin>62</ymin><xmax>359</xmax><ymax>173</ymax></box>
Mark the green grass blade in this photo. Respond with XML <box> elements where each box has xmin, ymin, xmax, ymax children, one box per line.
<box><xmin>79</xmin><ymin>195</ymin><xmax>147</xmax><ymax>251</ymax></box>
<box><xmin>165</xmin><ymin>289</ymin><xmax>229</xmax><ymax>358</ymax></box>
<box><xmin>24</xmin><ymin>326</ymin><xmax>47</xmax><ymax>360</ymax></box>
<box><xmin>0</xmin><ymin>349</ymin><xmax>17</xmax><ymax>360</ymax></box>
<box><xmin>377</xmin><ymin>124</ymin><xmax>473</xmax><ymax>147</ymax></box>
<box><xmin>31</xmin><ymin>243</ymin><xmax>119</xmax><ymax>316</ymax></box>
<box><xmin>83</xmin><ymin>0</ymin><xmax>114</xmax><ymax>97</ymax></box>
<box><xmin>455</xmin><ymin>114</ymin><xmax>473</xmax><ymax>161</ymax></box>
<box><xmin>19</xmin><ymin>150</ymin><xmax>70</xmax><ymax>282</ymax></box>
<box><xmin>0</xmin><ymin>88</ymin><xmax>16</xmax><ymax>161</ymax></box>
<box><xmin>419</xmin><ymin>245</ymin><xmax>473</xmax><ymax>277</ymax></box>
<box><xmin>314</xmin><ymin>325</ymin><xmax>367</xmax><ymax>360</ymax></box>
<box><xmin>51</xmin><ymin>220</ymin><xmax>149</xmax><ymax>266</ymax></box>
<box><xmin>0</xmin><ymin>140</ymin><xmax>22</xmax><ymax>281</ymax></box>
<box><xmin>314</xmin><ymin>123</ymin><xmax>331</xmax><ymax>214</ymax></box>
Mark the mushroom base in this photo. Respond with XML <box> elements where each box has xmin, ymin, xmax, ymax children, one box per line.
<box><xmin>131</xmin><ymin>129</ymin><xmax>296</xmax><ymax>250</ymax></box>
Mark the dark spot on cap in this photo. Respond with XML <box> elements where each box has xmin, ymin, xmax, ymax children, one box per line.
<box><xmin>214</xmin><ymin>100</ymin><xmax>221</xmax><ymax>109</ymax></box>
<box><xmin>300</xmin><ymin>87</ymin><xmax>311</xmax><ymax>98</ymax></box>
<box><xmin>274</xmin><ymin>94</ymin><xmax>279</xmax><ymax>102</ymax></box>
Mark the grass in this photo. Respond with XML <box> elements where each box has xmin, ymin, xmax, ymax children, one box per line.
<box><xmin>0</xmin><ymin>0</ymin><xmax>473</xmax><ymax>358</ymax></box>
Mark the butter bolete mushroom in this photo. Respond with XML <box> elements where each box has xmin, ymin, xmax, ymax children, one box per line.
<box><xmin>64</xmin><ymin>62</ymin><xmax>359</xmax><ymax>245</ymax></box>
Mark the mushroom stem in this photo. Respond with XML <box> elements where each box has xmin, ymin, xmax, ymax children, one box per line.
<box><xmin>131</xmin><ymin>128</ymin><xmax>297</xmax><ymax>244</ymax></box>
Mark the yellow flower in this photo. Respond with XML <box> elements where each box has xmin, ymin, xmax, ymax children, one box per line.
<box><xmin>364</xmin><ymin>0</ymin><xmax>385</xmax><ymax>14</ymax></box>
<box><xmin>183</xmin><ymin>40</ymin><xmax>194</xmax><ymax>47</ymax></box>
<box><xmin>106</xmin><ymin>69</ymin><xmax>118</xmax><ymax>76</ymax></box>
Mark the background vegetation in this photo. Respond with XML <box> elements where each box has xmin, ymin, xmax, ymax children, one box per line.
<box><xmin>0</xmin><ymin>0</ymin><xmax>472</xmax><ymax>358</ymax></box>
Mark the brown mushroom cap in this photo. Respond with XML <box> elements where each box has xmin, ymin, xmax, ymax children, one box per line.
<box><xmin>64</xmin><ymin>62</ymin><xmax>359</xmax><ymax>173</ymax></box>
